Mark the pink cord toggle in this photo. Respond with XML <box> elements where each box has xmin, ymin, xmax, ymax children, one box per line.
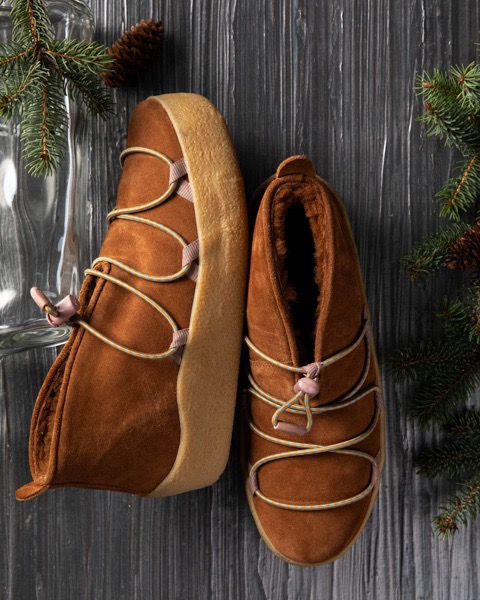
<box><xmin>46</xmin><ymin>294</ymin><xmax>79</xmax><ymax>326</ymax></box>
<box><xmin>294</xmin><ymin>377</ymin><xmax>320</xmax><ymax>397</ymax></box>
<box><xmin>30</xmin><ymin>287</ymin><xmax>79</xmax><ymax>327</ymax></box>
<box><xmin>274</xmin><ymin>421</ymin><xmax>308</xmax><ymax>437</ymax></box>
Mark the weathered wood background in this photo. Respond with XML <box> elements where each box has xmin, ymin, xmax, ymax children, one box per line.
<box><xmin>1</xmin><ymin>0</ymin><xmax>480</xmax><ymax>598</ymax></box>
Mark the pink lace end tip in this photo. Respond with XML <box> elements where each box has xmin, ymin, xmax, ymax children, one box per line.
<box><xmin>30</xmin><ymin>287</ymin><xmax>53</xmax><ymax>311</ymax></box>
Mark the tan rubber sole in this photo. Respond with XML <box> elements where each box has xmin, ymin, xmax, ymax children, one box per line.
<box><xmin>148</xmin><ymin>93</ymin><xmax>248</xmax><ymax>497</ymax></box>
<box><xmin>242</xmin><ymin>174</ymin><xmax>386</xmax><ymax>566</ymax></box>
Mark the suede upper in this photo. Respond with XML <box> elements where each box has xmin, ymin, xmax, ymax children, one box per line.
<box><xmin>244</xmin><ymin>156</ymin><xmax>383</xmax><ymax>565</ymax></box>
<box><xmin>17</xmin><ymin>98</ymin><xmax>197</xmax><ymax>500</ymax></box>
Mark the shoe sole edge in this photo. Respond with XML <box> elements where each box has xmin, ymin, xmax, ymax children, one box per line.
<box><xmin>148</xmin><ymin>93</ymin><xmax>248</xmax><ymax>497</ymax></box>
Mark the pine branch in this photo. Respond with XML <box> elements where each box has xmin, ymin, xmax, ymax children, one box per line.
<box><xmin>418</xmin><ymin>69</ymin><xmax>480</xmax><ymax>154</ymax></box>
<box><xmin>436</xmin><ymin>152</ymin><xmax>480</xmax><ymax>219</ymax></box>
<box><xmin>451</xmin><ymin>63</ymin><xmax>480</xmax><ymax>113</ymax></box>
<box><xmin>45</xmin><ymin>39</ymin><xmax>114</xmax><ymax>75</ymax></box>
<box><xmin>0</xmin><ymin>0</ymin><xmax>112</xmax><ymax>176</ymax></box>
<box><xmin>20</xmin><ymin>69</ymin><xmax>68</xmax><ymax>177</ymax></box>
<box><xmin>387</xmin><ymin>339</ymin><xmax>472</xmax><ymax>383</ymax></box>
<box><xmin>434</xmin><ymin>475</ymin><xmax>480</xmax><ymax>538</ymax></box>
<box><xmin>62</xmin><ymin>70</ymin><xmax>112</xmax><ymax>118</ymax></box>
<box><xmin>409</xmin><ymin>351</ymin><xmax>480</xmax><ymax>427</ymax></box>
<box><xmin>417</xmin><ymin>437</ymin><xmax>480</xmax><ymax>478</ymax></box>
<box><xmin>436</xmin><ymin>297</ymin><xmax>472</xmax><ymax>335</ymax></box>
<box><xmin>417</xmin><ymin>66</ymin><xmax>480</xmax><ymax>220</ymax></box>
<box><xmin>464</xmin><ymin>278</ymin><xmax>480</xmax><ymax>343</ymax></box>
<box><xmin>445</xmin><ymin>410</ymin><xmax>480</xmax><ymax>440</ymax></box>
<box><xmin>0</xmin><ymin>41</ymin><xmax>33</xmax><ymax>70</ymax></box>
<box><xmin>401</xmin><ymin>222</ymin><xmax>470</xmax><ymax>281</ymax></box>
<box><xmin>393</xmin><ymin>48</ymin><xmax>480</xmax><ymax>537</ymax></box>
<box><xmin>10</xmin><ymin>0</ymin><xmax>54</xmax><ymax>47</ymax></box>
<box><xmin>0</xmin><ymin>61</ymin><xmax>40</xmax><ymax>119</ymax></box>
<box><xmin>432</xmin><ymin>282</ymin><xmax>480</xmax><ymax>347</ymax></box>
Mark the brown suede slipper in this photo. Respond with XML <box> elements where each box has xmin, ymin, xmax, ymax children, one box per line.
<box><xmin>242</xmin><ymin>156</ymin><xmax>385</xmax><ymax>566</ymax></box>
<box><xmin>16</xmin><ymin>93</ymin><xmax>248</xmax><ymax>501</ymax></box>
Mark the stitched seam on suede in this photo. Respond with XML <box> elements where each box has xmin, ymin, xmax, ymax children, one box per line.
<box><xmin>249</xmin><ymin>359</ymin><xmax>294</xmax><ymax>367</ymax></box>
<box><xmin>308</xmin><ymin>180</ymin><xmax>335</xmax><ymax>361</ymax></box>
<box><xmin>316</xmin><ymin>179</ymin><xmax>365</xmax><ymax>357</ymax></box>
<box><xmin>303</xmin><ymin>183</ymin><xmax>327</xmax><ymax>324</ymax></box>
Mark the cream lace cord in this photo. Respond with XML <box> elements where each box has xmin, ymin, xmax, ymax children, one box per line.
<box><xmin>31</xmin><ymin>147</ymin><xmax>197</xmax><ymax>364</ymax></box>
<box><xmin>244</xmin><ymin>312</ymin><xmax>382</xmax><ymax>511</ymax></box>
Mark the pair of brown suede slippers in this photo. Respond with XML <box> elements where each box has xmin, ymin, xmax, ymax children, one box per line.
<box><xmin>17</xmin><ymin>94</ymin><xmax>385</xmax><ymax>567</ymax></box>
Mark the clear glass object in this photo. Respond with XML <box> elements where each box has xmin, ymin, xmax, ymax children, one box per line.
<box><xmin>0</xmin><ymin>1</ymin><xmax>93</xmax><ymax>357</ymax></box>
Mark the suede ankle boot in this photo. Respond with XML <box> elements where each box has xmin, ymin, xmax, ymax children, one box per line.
<box><xmin>242</xmin><ymin>156</ymin><xmax>385</xmax><ymax>566</ymax></box>
<box><xmin>17</xmin><ymin>93</ymin><xmax>248</xmax><ymax>500</ymax></box>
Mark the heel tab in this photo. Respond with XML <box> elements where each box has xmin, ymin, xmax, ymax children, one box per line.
<box><xmin>276</xmin><ymin>156</ymin><xmax>316</xmax><ymax>179</ymax></box>
<box><xmin>16</xmin><ymin>481</ymin><xmax>49</xmax><ymax>501</ymax></box>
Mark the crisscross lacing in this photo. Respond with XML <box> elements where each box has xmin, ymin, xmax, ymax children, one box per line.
<box><xmin>34</xmin><ymin>147</ymin><xmax>198</xmax><ymax>363</ymax></box>
<box><xmin>244</xmin><ymin>311</ymin><xmax>383</xmax><ymax>511</ymax></box>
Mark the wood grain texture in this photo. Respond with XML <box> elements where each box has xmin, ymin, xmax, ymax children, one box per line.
<box><xmin>1</xmin><ymin>0</ymin><xmax>480</xmax><ymax>598</ymax></box>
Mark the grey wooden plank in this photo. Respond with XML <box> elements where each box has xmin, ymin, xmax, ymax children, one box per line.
<box><xmin>1</xmin><ymin>0</ymin><xmax>480</xmax><ymax>598</ymax></box>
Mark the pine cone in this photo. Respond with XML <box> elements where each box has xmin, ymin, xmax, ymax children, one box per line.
<box><xmin>103</xmin><ymin>19</ymin><xmax>164</xmax><ymax>88</ymax></box>
<box><xmin>446</xmin><ymin>222</ymin><xmax>480</xmax><ymax>271</ymax></box>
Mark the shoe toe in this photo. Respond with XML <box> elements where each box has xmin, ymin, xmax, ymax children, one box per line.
<box><xmin>251</xmin><ymin>493</ymin><xmax>373</xmax><ymax>565</ymax></box>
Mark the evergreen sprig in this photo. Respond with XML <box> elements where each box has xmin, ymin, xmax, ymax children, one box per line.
<box><xmin>401</xmin><ymin>222</ymin><xmax>470</xmax><ymax>281</ymax></box>
<box><xmin>436</xmin><ymin>297</ymin><xmax>472</xmax><ymax>335</ymax></box>
<box><xmin>418</xmin><ymin>68</ymin><xmax>480</xmax><ymax>156</ymax></box>
<box><xmin>418</xmin><ymin>436</ymin><xmax>480</xmax><ymax>479</ymax></box>
<box><xmin>436</xmin><ymin>153</ymin><xmax>480</xmax><ymax>220</ymax></box>
<box><xmin>391</xmin><ymin>51</ymin><xmax>480</xmax><ymax>537</ymax></box>
<box><xmin>445</xmin><ymin>410</ymin><xmax>480</xmax><ymax>440</ymax></box>
<box><xmin>434</xmin><ymin>475</ymin><xmax>480</xmax><ymax>539</ymax></box>
<box><xmin>387</xmin><ymin>338</ymin><xmax>471</xmax><ymax>384</ymax></box>
<box><xmin>418</xmin><ymin>64</ymin><xmax>480</xmax><ymax>219</ymax></box>
<box><xmin>0</xmin><ymin>0</ymin><xmax>113</xmax><ymax>176</ymax></box>
<box><xmin>409</xmin><ymin>350</ymin><xmax>480</xmax><ymax>427</ymax></box>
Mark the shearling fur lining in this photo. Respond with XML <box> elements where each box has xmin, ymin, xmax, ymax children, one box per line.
<box><xmin>271</xmin><ymin>181</ymin><xmax>326</xmax><ymax>362</ymax></box>
<box><xmin>34</xmin><ymin>357</ymin><xmax>68</xmax><ymax>473</ymax></box>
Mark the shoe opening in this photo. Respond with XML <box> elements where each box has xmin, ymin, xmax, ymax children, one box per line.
<box><xmin>272</xmin><ymin>181</ymin><xmax>325</xmax><ymax>363</ymax></box>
